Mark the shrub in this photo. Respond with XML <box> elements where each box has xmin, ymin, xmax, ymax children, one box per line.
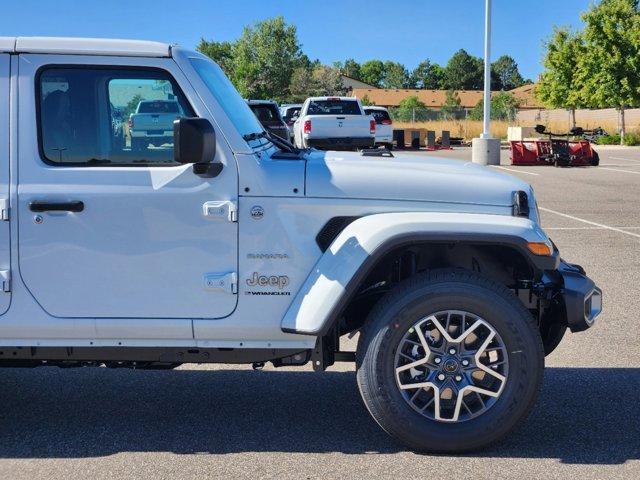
<box><xmin>623</xmin><ymin>132</ymin><xmax>640</xmax><ymax>146</ymax></box>
<box><xmin>596</xmin><ymin>134</ymin><xmax>621</xmax><ymax>145</ymax></box>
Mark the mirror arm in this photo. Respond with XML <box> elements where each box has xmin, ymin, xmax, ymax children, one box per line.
<box><xmin>193</xmin><ymin>162</ymin><xmax>223</xmax><ymax>178</ymax></box>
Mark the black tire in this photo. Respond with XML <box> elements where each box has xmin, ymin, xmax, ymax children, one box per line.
<box><xmin>356</xmin><ymin>268</ymin><xmax>544</xmax><ymax>452</ymax></box>
<box><xmin>590</xmin><ymin>151</ymin><xmax>600</xmax><ymax>166</ymax></box>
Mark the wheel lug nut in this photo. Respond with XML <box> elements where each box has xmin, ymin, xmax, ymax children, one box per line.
<box><xmin>462</xmin><ymin>360</ymin><xmax>469</xmax><ymax>366</ymax></box>
<box><xmin>449</xmin><ymin>348</ymin><xmax>456</xmax><ymax>354</ymax></box>
<box><xmin>434</xmin><ymin>357</ymin><xmax>441</xmax><ymax>364</ymax></box>
<box><xmin>437</xmin><ymin>374</ymin><xmax>446</xmax><ymax>381</ymax></box>
<box><xmin>455</xmin><ymin>375</ymin><xmax>462</xmax><ymax>382</ymax></box>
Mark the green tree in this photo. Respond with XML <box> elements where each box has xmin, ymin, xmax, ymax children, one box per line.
<box><xmin>391</xmin><ymin>95</ymin><xmax>431</xmax><ymax>122</ymax></box>
<box><xmin>410</xmin><ymin>60</ymin><xmax>445</xmax><ymax>89</ymax></box>
<box><xmin>228</xmin><ymin>17</ymin><xmax>305</xmax><ymax>101</ymax></box>
<box><xmin>359</xmin><ymin>94</ymin><xmax>375</xmax><ymax>106</ymax></box>
<box><xmin>288</xmin><ymin>66</ymin><xmax>315</xmax><ymax>103</ymax></box>
<box><xmin>338</xmin><ymin>58</ymin><xmax>362</xmax><ymax>80</ymax></box>
<box><xmin>124</xmin><ymin>94</ymin><xmax>144</xmax><ymax>117</ymax></box>
<box><xmin>491</xmin><ymin>55</ymin><xmax>526</xmax><ymax>90</ymax></box>
<box><xmin>289</xmin><ymin>65</ymin><xmax>346</xmax><ymax>102</ymax></box>
<box><xmin>360</xmin><ymin>60</ymin><xmax>385</xmax><ymax>88</ymax></box>
<box><xmin>382</xmin><ymin>61</ymin><xmax>410</xmax><ymax>88</ymax></box>
<box><xmin>442</xmin><ymin>49</ymin><xmax>484</xmax><ymax>90</ymax></box>
<box><xmin>440</xmin><ymin>90</ymin><xmax>464</xmax><ymax>120</ymax></box>
<box><xmin>196</xmin><ymin>39</ymin><xmax>234</xmax><ymax>75</ymax></box>
<box><xmin>578</xmin><ymin>0</ymin><xmax>640</xmax><ymax>143</ymax></box>
<box><xmin>469</xmin><ymin>92</ymin><xmax>521</xmax><ymax>122</ymax></box>
<box><xmin>311</xmin><ymin>65</ymin><xmax>347</xmax><ymax>97</ymax></box>
<box><xmin>536</xmin><ymin>27</ymin><xmax>586</xmax><ymax>128</ymax></box>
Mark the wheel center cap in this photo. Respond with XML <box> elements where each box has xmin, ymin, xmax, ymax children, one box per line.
<box><xmin>443</xmin><ymin>359</ymin><xmax>459</xmax><ymax>373</ymax></box>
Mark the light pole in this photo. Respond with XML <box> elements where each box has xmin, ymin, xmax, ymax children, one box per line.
<box><xmin>472</xmin><ymin>0</ymin><xmax>501</xmax><ymax>165</ymax></box>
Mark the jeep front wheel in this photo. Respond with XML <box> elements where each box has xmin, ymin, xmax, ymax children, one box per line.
<box><xmin>356</xmin><ymin>269</ymin><xmax>544</xmax><ymax>452</ymax></box>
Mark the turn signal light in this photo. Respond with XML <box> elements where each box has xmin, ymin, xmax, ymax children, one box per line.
<box><xmin>527</xmin><ymin>242</ymin><xmax>553</xmax><ymax>256</ymax></box>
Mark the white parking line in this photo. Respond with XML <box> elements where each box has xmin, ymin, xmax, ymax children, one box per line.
<box><xmin>599</xmin><ymin>167</ymin><xmax>640</xmax><ymax>175</ymax></box>
<box><xmin>492</xmin><ymin>166</ymin><xmax>539</xmax><ymax>176</ymax></box>
<box><xmin>600</xmin><ymin>163</ymin><xmax>640</xmax><ymax>167</ymax></box>
<box><xmin>609</xmin><ymin>156</ymin><xmax>640</xmax><ymax>163</ymax></box>
<box><xmin>539</xmin><ymin>207</ymin><xmax>640</xmax><ymax>239</ymax></box>
<box><xmin>545</xmin><ymin>226</ymin><xmax>640</xmax><ymax>230</ymax></box>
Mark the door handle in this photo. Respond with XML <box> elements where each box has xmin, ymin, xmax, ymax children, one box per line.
<box><xmin>29</xmin><ymin>201</ymin><xmax>85</xmax><ymax>213</ymax></box>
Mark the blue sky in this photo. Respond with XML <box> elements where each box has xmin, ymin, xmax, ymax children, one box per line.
<box><xmin>1</xmin><ymin>0</ymin><xmax>591</xmax><ymax>80</ymax></box>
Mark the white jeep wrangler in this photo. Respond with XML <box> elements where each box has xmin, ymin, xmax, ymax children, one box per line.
<box><xmin>0</xmin><ymin>37</ymin><xmax>602</xmax><ymax>452</ymax></box>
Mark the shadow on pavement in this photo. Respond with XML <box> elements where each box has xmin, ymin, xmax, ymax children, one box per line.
<box><xmin>0</xmin><ymin>366</ymin><xmax>637</xmax><ymax>463</ymax></box>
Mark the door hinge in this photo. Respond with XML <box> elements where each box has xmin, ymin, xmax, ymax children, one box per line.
<box><xmin>203</xmin><ymin>272</ymin><xmax>237</xmax><ymax>295</ymax></box>
<box><xmin>0</xmin><ymin>199</ymin><xmax>9</xmax><ymax>221</ymax></box>
<box><xmin>0</xmin><ymin>270</ymin><xmax>10</xmax><ymax>292</ymax></box>
<box><xmin>203</xmin><ymin>201</ymin><xmax>237</xmax><ymax>222</ymax></box>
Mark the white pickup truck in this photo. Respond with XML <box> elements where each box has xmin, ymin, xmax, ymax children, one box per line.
<box><xmin>129</xmin><ymin>99</ymin><xmax>183</xmax><ymax>151</ymax></box>
<box><xmin>292</xmin><ymin>96</ymin><xmax>375</xmax><ymax>150</ymax></box>
<box><xmin>0</xmin><ymin>36</ymin><xmax>601</xmax><ymax>453</ymax></box>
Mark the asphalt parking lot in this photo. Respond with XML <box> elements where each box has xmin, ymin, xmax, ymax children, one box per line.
<box><xmin>0</xmin><ymin>146</ymin><xmax>638</xmax><ymax>479</ymax></box>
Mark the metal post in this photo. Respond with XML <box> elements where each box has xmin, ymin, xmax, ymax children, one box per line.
<box><xmin>472</xmin><ymin>0</ymin><xmax>501</xmax><ymax>165</ymax></box>
<box><xmin>481</xmin><ymin>0</ymin><xmax>492</xmax><ymax>139</ymax></box>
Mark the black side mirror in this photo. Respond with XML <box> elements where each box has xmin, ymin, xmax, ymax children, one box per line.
<box><xmin>174</xmin><ymin>117</ymin><xmax>216</xmax><ymax>164</ymax></box>
<box><xmin>174</xmin><ymin>117</ymin><xmax>221</xmax><ymax>177</ymax></box>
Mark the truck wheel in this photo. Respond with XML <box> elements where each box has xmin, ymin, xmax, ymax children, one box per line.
<box><xmin>356</xmin><ymin>269</ymin><xmax>544</xmax><ymax>452</ymax></box>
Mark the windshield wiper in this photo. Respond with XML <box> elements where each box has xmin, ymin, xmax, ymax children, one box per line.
<box><xmin>242</xmin><ymin>131</ymin><xmax>269</xmax><ymax>142</ymax></box>
<box><xmin>244</xmin><ymin>130</ymin><xmax>306</xmax><ymax>156</ymax></box>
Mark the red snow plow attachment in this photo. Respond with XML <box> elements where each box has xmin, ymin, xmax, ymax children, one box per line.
<box><xmin>510</xmin><ymin>125</ymin><xmax>600</xmax><ymax>167</ymax></box>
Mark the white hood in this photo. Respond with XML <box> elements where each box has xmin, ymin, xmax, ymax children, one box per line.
<box><xmin>305</xmin><ymin>151</ymin><xmax>530</xmax><ymax>207</ymax></box>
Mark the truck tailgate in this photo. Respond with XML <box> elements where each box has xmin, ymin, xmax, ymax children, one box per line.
<box><xmin>305</xmin><ymin>115</ymin><xmax>372</xmax><ymax>139</ymax></box>
<box><xmin>131</xmin><ymin>113</ymin><xmax>178</xmax><ymax>131</ymax></box>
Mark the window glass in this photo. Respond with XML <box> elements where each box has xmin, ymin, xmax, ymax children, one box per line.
<box><xmin>249</xmin><ymin>104</ymin><xmax>281</xmax><ymax>123</ymax></box>
<box><xmin>189</xmin><ymin>57</ymin><xmax>263</xmax><ymax>139</ymax></box>
<box><xmin>39</xmin><ymin>67</ymin><xmax>194</xmax><ymax>165</ymax></box>
<box><xmin>307</xmin><ymin>100</ymin><xmax>362</xmax><ymax>116</ymax></box>
<box><xmin>281</xmin><ymin>106</ymin><xmax>301</xmax><ymax>123</ymax></box>
<box><xmin>364</xmin><ymin>108</ymin><xmax>391</xmax><ymax>124</ymax></box>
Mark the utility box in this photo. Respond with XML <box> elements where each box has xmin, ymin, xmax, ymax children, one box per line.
<box><xmin>508</xmin><ymin>126</ymin><xmax>539</xmax><ymax>142</ymax></box>
<box><xmin>426</xmin><ymin>131</ymin><xmax>436</xmax><ymax>150</ymax></box>
<box><xmin>441</xmin><ymin>131</ymin><xmax>450</xmax><ymax>148</ymax></box>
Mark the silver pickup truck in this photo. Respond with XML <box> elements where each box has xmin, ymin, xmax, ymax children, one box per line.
<box><xmin>129</xmin><ymin>99</ymin><xmax>183</xmax><ymax>151</ymax></box>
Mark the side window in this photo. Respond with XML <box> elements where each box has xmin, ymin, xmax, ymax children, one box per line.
<box><xmin>38</xmin><ymin>67</ymin><xmax>194</xmax><ymax>166</ymax></box>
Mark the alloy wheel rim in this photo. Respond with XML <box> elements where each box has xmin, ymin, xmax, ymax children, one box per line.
<box><xmin>394</xmin><ymin>310</ymin><xmax>509</xmax><ymax>423</ymax></box>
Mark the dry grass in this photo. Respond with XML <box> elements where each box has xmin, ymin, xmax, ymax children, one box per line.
<box><xmin>393</xmin><ymin>120</ymin><xmax>511</xmax><ymax>140</ymax></box>
<box><xmin>393</xmin><ymin>119</ymin><xmax>637</xmax><ymax>141</ymax></box>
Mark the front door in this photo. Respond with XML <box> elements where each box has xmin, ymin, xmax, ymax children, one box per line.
<box><xmin>17</xmin><ymin>55</ymin><xmax>238</xmax><ymax>319</ymax></box>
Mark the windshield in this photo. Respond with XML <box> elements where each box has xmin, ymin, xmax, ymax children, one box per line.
<box><xmin>307</xmin><ymin>99</ymin><xmax>361</xmax><ymax>115</ymax></box>
<box><xmin>189</xmin><ymin>57</ymin><xmax>264</xmax><ymax>139</ymax></box>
